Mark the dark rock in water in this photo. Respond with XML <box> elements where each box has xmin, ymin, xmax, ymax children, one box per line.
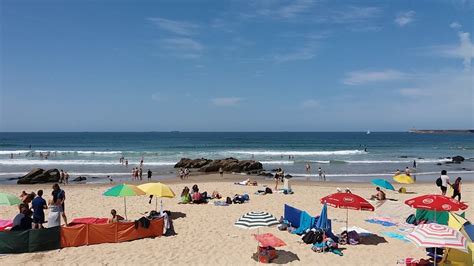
<box><xmin>73</xmin><ymin>176</ymin><xmax>87</xmax><ymax>182</ymax></box>
<box><xmin>17</xmin><ymin>168</ymin><xmax>60</xmax><ymax>184</ymax></box>
<box><xmin>399</xmin><ymin>156</ymin><xmax>408</xmax><ymax>158</ymax></box>
<box><xmin>7</xmin><ymin>177</ymin><xmax>20</xmax><ymax>181</ymax></box>
<box><xmin>91</xmin><ymin>176</ymin><xmax>100</xmax><ymax>179</ymax></box>
<box><xmin>452</xmin><ymin>156</ymin><xmax>465</xmax><ymax>163</ymax></box>
<box><xmin>446</xmin><ymin>161</ymin><xmax>454</xmax><ymax>164</ymax></box>
<box><xmin>418</xmin><ymin>157</ymin><xmax>424</xmax><ymax>159</ymax></box>
<box><xmin>284</xmin><ymin>174</ymin><xmax>293</xmax><ymax>179</ymax></box>
<box><xmin>436</xmin><ymin>163</ymin><xmax>443</xmax><ymax>166</ymax></box>
<box><xmin>175</xmin><ymin>157</ymin><xmax>263</xmax><ymax>173</ymax></box>
<box><xmin>200</xmin><ymin>157</ymin><xmax>263</xmax><ymax>173</ymax></box>
<box><xmin>174</xmin><ymin>158</ymin><xmax>212</xmax><ymax>168</ymax></box>
<box><xmin>271</xmin><ymin>169</ymin><xmax>279</xmax><ymax>172</ymax></box>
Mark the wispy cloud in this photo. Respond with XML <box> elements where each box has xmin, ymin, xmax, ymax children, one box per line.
<box><xmin>273</xmin><ymin>41</ymin><xmax>318</xmax><ymax>63</ymax></box>
<box><xmin>394</xmin><ymin>11</ymin><xmax>416</xmax><ymax>27</ymax></box>
<box><xmin>301</xmin><ymin>99</ymin><xmax>320</xmax><ymax>108</ymax></box>
<box><xmin>450</xmin><ymin>21</ymin><xmax>462</xmax><ymax>29</ymax></box>
<box><xmin>421</xmin><ymin>23</ymin><xmax>473</xmax><ymax>71</ymax></box>
<box><xmin>322</xmin><ymin>6</ymin><xmax>382</xmax><ymax>24</ymax></box>
<box><xmin>343</xmin><ymin>69</ymin><xmax>409</xmax><ymax>85</ymax></box>
<box><xmin>160</xmin><ymin>37</ymin><xmax>203</xmax><ymax>58</ymax></box>
<box><xmin>254</xmin><ymin>0</ymin><xmax>315</xmax><ymax>19</ymax></box>
<box><xmin>147</xmin><ymin>17</ymin><xmax>198</xmax><ymax>35</ymax></box>
<box><xmin>211</xmin><ymin>97</ymin><xmax>242</xmax><ymax>107</ymax></box>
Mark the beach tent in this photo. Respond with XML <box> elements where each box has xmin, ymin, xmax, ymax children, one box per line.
<box><xmin>415</xmin><ymin>209</ymin><xmax>449</xmax><ymax>225</ymax></box>
<box><xmin>443</xmin><ymin>213</ymin><xmax>474</xmax><ymax>265</ymax></box>
<box><xmin>284</xmin><ymin>204</ymin><xmax>302</xmax><ymax>227</ymax></box>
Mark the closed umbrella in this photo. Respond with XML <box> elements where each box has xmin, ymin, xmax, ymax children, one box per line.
<box><xmin>137</xmin><ymin>182</ymin><xmax>175</xmax><ymax>211</ymax></box>
<box><xmin>371</xmin><ymin>179</ymin><xmax>395</xmax><ymax>191</ymax></box>
<box><xmin>103</xmin><ymin>184</ymin><xmax>145</xmax><ymax>220</ymax></box>
<box><xmin>393</xmin><ymin>174</ymin><xmax>414</xmax><ymax>184</ymax></box>
<box><xmin>235</xmin><ymin>211</ymin><xmax>279</xmax><ymax>229</ymax></box>
<box><xmin>0</xmin><ymin>192</ymin><xmax>21</xmax><ymax>206</ymax></box>
<box><xmin>315</xmin><ymin>203</ymin><xmax>329</xmax><ymax>231</ymax></box>
<box><xmin>406</xmin><ymin>223</ymin><xmax>468</xmax><ymax>266</ymax></box>
<box><xmin>320</xmin><ymin>192</ymin><xmax>374</xmax><ymax>233</ymax></box>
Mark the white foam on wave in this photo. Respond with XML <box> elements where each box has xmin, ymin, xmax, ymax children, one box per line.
<box><xmin>260</xmin><ymin>161</ymin><xmax>294</xmax><ymax>165</ymax></box>
<box><xmin>290</xmin><ymin>170</ymin><xmax>474</xmax><ymax>178</ymax></box>
<box><xmin>0</xmin><ymin>159</ymin><xmax>176</xmax><ymax>166</ymax></box>
<box><xmin>228</xmin><ymin>150</ymin><xmax>366</xmax><ymax>156</ymax></box>
<box><xmin>0</xmin><ymin>150</ymin><xmax>31</xmax><ymax>155</ymax></box>
<box><xmin>344</xmin><ymin>158</ymin><xmax>452</xmax><ymax>164</ymax></box>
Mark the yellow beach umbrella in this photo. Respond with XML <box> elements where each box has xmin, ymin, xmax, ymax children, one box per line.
<box><xmin>393</xmin><ymin>174</ymin><xmax>414</xmax><ymax>184</ymax></box>
<box><xmin>137</xmin><ymin>182</ymin><xmax>175</xmax><ymax>211</ymax></box>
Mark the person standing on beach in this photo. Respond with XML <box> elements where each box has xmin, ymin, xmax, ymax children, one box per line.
<box><xmin>413</xmin><ymin>160</ymin><xmax>417</xmax><ymax>169</ymax></box>
<box><xmin>318</xmin><ymin>167</ymin><xmax>323</xmax><ymax>181</ymax></box>
<box><xmin>439</xmin><ymin>170</ymin><xmax>450</xmax><ymax>196</ymax></box>
<box><xmin>108</xmin><ymin>175</ymin><xmax>113</xmax><ymax>183</ymax></box>
<box><xmin>147</xmin><ymin>169</ymin><xmax>152</xmax><ymax>180</ymax></box>
<box><xmin>52</xmin><ymin>184</ymin><xmax>68</xmax><ymax>226</ymax></box>
<box><xmin>405</xmin><ymin>167</ymin><xmax>411</xmax><ymax>176</ymax></box>
<box><xmin>125</xmin><ymin>159</ymin><xmax>128</xmax><ymax>167</ymax></box>
<box><xmin>32</xmin><ymin>190</ymin><xmax>47</xmax><ymax>229</ymax></box>
<box><xmin>64</xmin><ymin>171</ymin><xmax>69</xmax><ymax>184</ymax></box>
<box><xmin>131</xmin><ymin>168</ymin><xmax>135</xmax><ymax>181</ymax></box>
<box><xmin>60</xmin><ymin>170</ymin><xmax>65</xmax><ymax>184</ymax></box>
<box><xmin>139</xmin><ymin>168</ymin><xmax>143</xmax><ymax>181</ymax></box>
<box><xmin>305</xmin><ymin>163</ymin><xmax>311</xmax><ymax>173</ymax></box>
<box><xmin>322</xmin><ymin>171</ymin><xmax>326</xmax><ymax>182</ymax></box>
<box><xmin>451</xmin><ymin>177</ymin><xmax>462</xmax><ymax>201</ymax></box>
<box><xmin>219</xmin><ymin>167</ymin><xmax>224</xmax><ymax>178</ymax></box>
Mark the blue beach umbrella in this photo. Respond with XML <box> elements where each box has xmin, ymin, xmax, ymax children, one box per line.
<box><xmin>371</xmin><ymin>179</ymin><xmax>395</xmax><ymax>191</ymax></box>
<box><xmin>315</xmin><ymin>203</ymin><xmax>330</xmax><ymax>231</ymax></box>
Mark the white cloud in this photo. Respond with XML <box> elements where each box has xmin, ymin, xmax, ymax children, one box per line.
<box><xmin>450</xmin><ymin>22</ymin><xmax>462</xmax><ymax>29</ymax></box>
<box><xmin>276</xmin><ymin>0</ymin><xmax>315</xmax><ymax>18</ymax></box>
<box><xmin>398</xmin><ymin>88</ymin><xmax>427</xmax><ymax>97</ymax></box>
<box><xmin>423</xmin><ymin>30</ymin><xmax>473</xmax><ymax>71</ymax></box>
<box><xmin>395</xmin><ymin>10</ymin><xmax>416</xmax><ymax>27</ymax></box>
<box><xmin>160</xmin><ymin>38</ymin><xmax>203</xmax><ymax>58</ymax></box>
<box><xmin>343</xmin><ymin>69</ymin><xmax>409</xmax><ymax>85</ymax></box>
<box><xmin>255</xmin><ymin>0</ymin><xmax>315</xmax><ymax>19</ymax></box>
<box><xmin>147</xmin><ymin>17</ymin><xmax>198</xmax><ymax>35</ymax></box>
<box><xmin>301</xmin><ymin>99</ymin><xmax>320</xmax><ymax>108</ymax></box>
<box><xmin>211</xmin><ymin>97</ymin><xmax>242</xmax><ymax>107</ymax></box>
<box><xmin>325</xmin><ymin>6</ymin><xmax>382</xmax><ymax>24</ymax></box>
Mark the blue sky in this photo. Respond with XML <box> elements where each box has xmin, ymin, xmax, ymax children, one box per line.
<box><xmin>1</xmin><ymin>0</ymin><xmax>473</xmax><ymax>131</ymax></box>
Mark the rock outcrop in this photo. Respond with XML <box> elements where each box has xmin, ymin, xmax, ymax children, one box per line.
<box><xmin>73</xmin><ymin>176</ymin><xmax>87</xmax><ymax>182</ymax></box>
<box><xmin>175</xmin><ymin>157</ymin><xmax>263</xmax><ymax>173</ymax></box>
<box><xmin>17</xmin><ymin>168</ymin><xmax>60</xmax><ymax>184</ymax></box>
<box><xmin>452</xmin><ymin>156</ymin><xmax>465</xmax><ymax>163</ymax></box>
<box><xmin>174</xmin><ymin>158</ymin><xmax>212</xmax><ymax>168</ymax></box>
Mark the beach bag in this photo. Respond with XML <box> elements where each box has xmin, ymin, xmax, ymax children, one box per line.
<box><xmin>302</xmin><ymin>231</ymin><xmax>317</xmax><ymax>244</ymax></box>
<box><xmin>436</xmin><ymin>177</ymin><xmax>442</xmax><ymax>187</ymax></box>
<box><xmin>265</xmin><ymin>187</ymin><xmax>273</xmax><ymax>194</ymax></box>
<box><xmin>226</xmin><ymin>197</ymin><xmax>232</xmax><ymax>204</ymax></box>
<box><xmin>278</xmin><ymin>223</ymin><xmax>288</xmax><ymax>231</ymax></box>
<box><xmin>406</xmin><ymin>214</ymin><xmax>416</xmax><ymax>225</ymax></box>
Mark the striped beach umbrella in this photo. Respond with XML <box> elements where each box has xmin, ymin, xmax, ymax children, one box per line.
<box><xmin>407</xmin><ymin>223</ymin><xmax>467</xmax><ymax>266</ymax></box>
<box><xmin>234</xmin><ymin>211</ymin><xmax>278</xmax><ymax>229</ymax></box>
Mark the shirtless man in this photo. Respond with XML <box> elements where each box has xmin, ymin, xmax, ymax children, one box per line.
<box><xmin>370</xmin><ymin>187</ymin><xmax>386</xmax><ymax>200</ymax></box>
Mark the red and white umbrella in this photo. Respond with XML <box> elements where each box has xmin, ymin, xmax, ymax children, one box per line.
<box><xmin>405</xmin><ymin>194</ymin><xmax>468</xmax><ymax>212</ymax></box>
<box><xmin>406</xmin><ymin>223</ymin><xmax>467</xmax><ymax>250</ymax></box>
<box><xmin>406</xmin><ymin>223</ymin><xmax>467</xmax><ymax>265</ymax></box>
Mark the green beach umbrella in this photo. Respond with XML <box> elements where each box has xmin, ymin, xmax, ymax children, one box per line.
<box><xmin>0</xmin><ymin>192</ymin><xmax>21</xmax><ymax>206</ymax></box>
<box><xmin>103</xmin><ymin>184</ymin><xmax>145</xmax><ymax>219</ymax></box>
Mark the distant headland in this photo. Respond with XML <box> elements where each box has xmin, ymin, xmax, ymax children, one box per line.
<box><xmin>408</xmin><ymin>129</ymin><xmax>474</xmax><ymax>134</ymax></box>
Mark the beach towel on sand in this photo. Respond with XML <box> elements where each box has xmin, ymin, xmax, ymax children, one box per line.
<box><xmin>380</xmin><ymin>232</ymin><xmax>409</xmax><ymax>242</ymax></box>
<box><xmin>365</xmin><ymin>219</ymin><xmax>397</xmax><ymax>227</ymax></box>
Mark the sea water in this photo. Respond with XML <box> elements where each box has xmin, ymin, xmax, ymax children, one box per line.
<box><xmin>0</xmin><ymin>132</ymin><xmax>473</xmax><ymax>183</ymax></box>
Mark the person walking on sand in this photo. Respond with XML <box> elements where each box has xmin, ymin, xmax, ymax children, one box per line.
<box><xmin>64</xmin><ymin>171</ymin><xmax>69</xmax><ymax>184</ymax></box>
<box><xmin>60</xmin><ymin>170</ymin><xmax>65</xmax><ymax>184</ymax></box>
<box><xmin>147</xmin><ymin>169</ymin><xmax>152</xmax><ymax>180</ymax></box>
<box><xmin>219</xmin><ymin>167</ymin><xmax>224</xmax><ymax>178</ymax></box>
<box><xmin>439</xmin><ymin>170</ymin><xmax>450</xmax><ymax>196</ymax></box>
<box><xmin>32</xmin><ymin>190</ymin><xmax>47</xmax><ymax>229</ymax></box>
<box><xmin>139</xmin><ymin>168</ymin><xmax>143</xmax><ymax>181</ymax></box>
<box><xmin>131</xmin><ymin>168</ymin><xmax>135</xmax><ymax>181</ymax></box>
<box><xmin>322</xmin><ymin>171</ymin><xmax>326</xmax><ymax>182</ymax></box>
<box><xmin>413</xmin><ymin>160</ymin><xmax>417</xmax><ymax>169</ymax></box>
<box><xmin>451</xmin><ymin>177</ymin><xmax>462</xmax><ymax>201</ymax></box>
<box><xmin>318</xmin><ymin>167</ymin><xmax>323</xmax><ymax>181</ymax></box>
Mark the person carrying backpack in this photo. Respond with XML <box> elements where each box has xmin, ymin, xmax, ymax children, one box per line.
<box><xmin>438</xmin><ymin>170</ymin><xmax>450</xmax><ymax>196</ymax></box>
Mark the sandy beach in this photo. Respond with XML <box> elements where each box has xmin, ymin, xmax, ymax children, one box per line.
<box><xmin>0</xmin><ymin>174</ymin><xmax>472</xmax><ymax>265</ymax></box>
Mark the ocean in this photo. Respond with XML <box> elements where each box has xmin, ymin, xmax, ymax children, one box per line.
<box><xmin>0</xmin><ymin>132</ymin><xmax>473</xmax><ymax>184</ymax></box>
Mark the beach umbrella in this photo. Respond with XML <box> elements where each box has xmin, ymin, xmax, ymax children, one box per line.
<box><xmin>371</xmin><ymin>179</ymin><xmax>395</xmax><ymax>191</ymax></box>
<box><xmin>234</xmin><ymin>211</ymin><xmax>279</xmax><ymax>229</ymax></box>
<box><xmin>253</xmin><ymin>233</ymin><xmax>286</xmax><ymax>248</ymax></box>
<box><xmin>393</xmin><ymin>174</ymin><xmax>414</xmax><ymax>184</ymax></box>
<box><xmin>103</xmin><ymin>183</ymin><xmax>145</xmax><ymax>219</ymax></box>
<box><xmin>315</xmin><ymin>203</ymin><xmax>330</xmax><ymax>231</ymax></box>
<box><xmin>405</xmin><ymin>194</ymin><xmax>468</xmax><ymax>212</ymax></box>
<box><xmin>320</xmin><ymin>192</ymin><xmax>374</xmax><ymax>233</ymax></box>
<box><xmin>137</xmin><ymin>182</ymin><xmax>176</xmax><ymax>211</ymax></box>
<box><xmin>406</xmin><ymin>223</ymin><xmax>468</xmax><ymax>266</ymax></box>
<box><xmin>0</xmin><ymin>192</ymin><xmax>21</xmax><ymax>206</ymax></box>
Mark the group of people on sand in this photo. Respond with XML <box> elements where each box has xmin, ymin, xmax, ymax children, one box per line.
<box><xmin>131</xmin><ymin>168</ymin><xmax>152</xmax><ymax>181</ymax></box>
<box><xmin>59</xmin><ymin>169</ymin><xmax>70</xmax><ymax>184</ymax></box>
<box><xmin>12</xmin><ymin>184</ymin><xmax>67</xmax><ymax>231</ymax></box>
<box><xmin>178</xmin><ymin>184</ymin><xmax>249</xmax><ymax>205</ymax></box>
<box><xmin>178</xmin><ymin>168</ymin><xmax>190</xmax><ymax>179</ymax></box>
<box><xmin>437</xmin><ymin>170</ymin><xmax>462</xmax><ymax>201</ymax></box>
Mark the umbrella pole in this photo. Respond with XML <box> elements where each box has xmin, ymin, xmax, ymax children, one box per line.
<box><xmin>346</xmin><ymin>208</ymin><xmax>348</xmax><ymax>233</ymax></box>
<box><xmin>124</xmin><ymin>197</ymin><xmax>127</xmax><ymax>220</ymax></box>
<box><xmin>155</xmin><ymin>197</ymin><xmax>158</xmax><ymax>211</ymax></box>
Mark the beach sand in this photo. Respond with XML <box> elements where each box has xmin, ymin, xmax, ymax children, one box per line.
<box><xmin>0</xmin><ymin>174</ymin><xmax>472</xmax><ymax>265</ymax></box>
